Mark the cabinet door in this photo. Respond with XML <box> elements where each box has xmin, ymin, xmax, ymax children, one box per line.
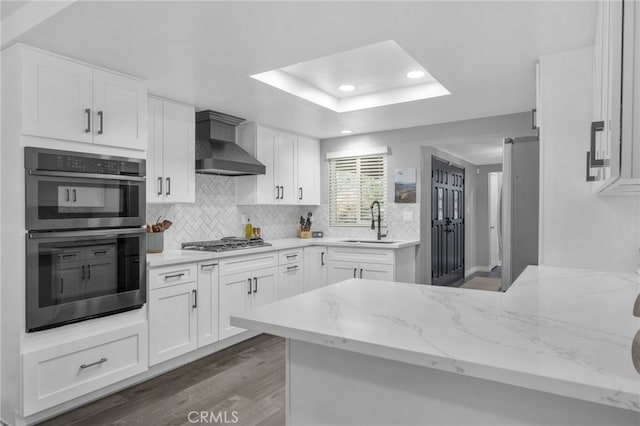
<box><xmin>21</xmin><ymin>49</ymin><xmax>93</xmax><ymax>143</ymax></box>
<box><xmin>251</xmin><ymin>266</ymin><xmax>277</xmax><ymax>309</ymax></box>
<box><xmin>219</xmin><ymin>272</ymin><xmax>251</xmax><ymax>340</ymax></box>
<box><xmin>161</xmin><ymin>100</ymin><xmax>195</xmax><ymax>203</ymax></box>
<box><xmin>92</xmin><ymin>69</ymin><xmax>147</xmax><ymax>150</ymax></box>
<box><xmin>276</xmin><ymin>132</ymin><xmax>297</xmax><ymax>203</ymax></box>
<box><xmin>255</xmin><ymin>126</ymin><xmax>277</xmax><ymax>204</ymax></box>
<box><xmin>146</xmin><ymin>97</ymin><xmax>164</xmax><ymax>203</ymax></box>
<box><xmin>197</xmin><ymin>262</ymin><xmax>219</xmax><ymax>348</ymax></box>
<box><xmin>327</xmin><ymin>260</ymin><xmax>358</xmax><ymax>285</ymax></box>
<box><xmin>303</xmin><ymin>246</ymin><xmax>328</xmax><ymax>292</ymax></box>
<box><xmin>277</xmin><ymin>263</ymin><xmax>303</xmax><ymax>300</ymax></box>
<box><xmin>296</xmin><ymin>136</ymin><xmax>320</xmax><ymax>205</ymax></box>
<box><xmin>360</xmin><ymin>262</ymin><xmax>394</xmax><ymax>281</ymax></box>
<box><xmin>149</xmin><ymin>283</ymin><xmax>198</xmax><ymax>366</ymax></box>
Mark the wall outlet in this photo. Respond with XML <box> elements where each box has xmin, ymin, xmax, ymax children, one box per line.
<box><xmin>403</xmin><ymin>211</ymin><xmax>413</xmax><ymax>222</ymax></box>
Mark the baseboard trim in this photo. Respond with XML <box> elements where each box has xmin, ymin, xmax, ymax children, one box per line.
<box><xmin>464</xmin><ymin>266</ymin><xmax>492</xmax><ymax>277</ymax></box>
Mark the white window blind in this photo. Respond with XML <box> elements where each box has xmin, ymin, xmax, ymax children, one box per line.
<box><xmin>329</xmin><ymin>154</ymin><xmax>387</xmax><ymax>226</ymax></box>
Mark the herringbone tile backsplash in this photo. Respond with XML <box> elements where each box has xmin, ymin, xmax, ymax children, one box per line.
<box><xmin>147</xmin><ymin>174</ymin><xmax>420</xmax><ymax>250</ymax></box>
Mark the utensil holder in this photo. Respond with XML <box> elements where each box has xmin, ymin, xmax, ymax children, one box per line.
<box><xmin>298</xmin><ymin>229</ymin><xmax>311</xmax><ymax>239</ymax></box>
<box><xmin>147</xmin><ymin>232</ymin><xmax>164</xmax><ymax>253</ymax></box>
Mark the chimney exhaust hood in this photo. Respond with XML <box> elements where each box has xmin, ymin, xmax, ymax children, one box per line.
<box><xmin>195</xmin><ymin>110</ymin><xmax>266</xmax><ymax>176</ymax></box>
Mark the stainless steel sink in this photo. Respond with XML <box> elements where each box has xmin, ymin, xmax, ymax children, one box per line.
<box><xmin>340</xmin><ymin>240</ymin><xmax>398</xmax><ymax>244</ymax></box>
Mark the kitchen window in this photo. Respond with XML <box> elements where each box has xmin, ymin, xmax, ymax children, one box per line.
<box><xmin>328</xmin><ymin>152</ymin><xmax>387</xmax><ymax>226</ymax></box>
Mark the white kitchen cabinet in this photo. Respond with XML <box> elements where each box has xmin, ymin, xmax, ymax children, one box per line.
<box><xmin>297</xmin><ymin>136</ymin><xmax>321</xmax><ymax>205</ymax></box>
<box><xmin>147</xmin><ymin>96</ymin><xmax>195</xmax><ymax>203</ymax></box>
<box><xmin>327</xmin><ymin>246</ymin><xmax>416</xmax><ymax>285</ymax></box>
<box><xmin>149</xmin><ymin>280</ymin><xmax>198</xmax><ymax>366</ymax></box>
<box><xmin>22</xmin><ymin>322</ymin><xmax>148</xmax><ymax>416</ymax></box>
<box><xmin>303</xmin><ymin>246</ymin><xmax>328</xmax><ymax>292</ymax></box>
<box><xmin>21</xmin><ymin>46</ymin><xmax>147</xmax><ymax>150</ymax></box>
<box><xmin>591</xmin><ymin>0</ymin><xmax>640</xmax><ymax>194</ymax></box>
<box><xmin>278</xmin><ymin>263</ymin><xmax>303</xmax><ymax>300</ymax></box>
<box><xmin>236</xmin><ymin>123</ymin><xmax>320</xmax><ymax>205</ymax></box>
<box><xmin>218</xmin><ymin>253</ymin><xmax>278</xmax><ymax>340</ymax></box>
<box><xmin>197</xmin><ymin>261</ymin><xmax>220</xmax><ymax>347</ymax></box>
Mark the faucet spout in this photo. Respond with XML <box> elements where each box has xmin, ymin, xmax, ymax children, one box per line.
<box><xmin>369</xmin><ymin>201</ymin><xmax>387</xmax><ymax>240</ymax></box>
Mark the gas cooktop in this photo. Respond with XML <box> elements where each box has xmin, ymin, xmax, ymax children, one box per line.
<box><xmin>181</xmin><ymin>237</ymin><xmax>271</xmax><ymax>252</ymax></box>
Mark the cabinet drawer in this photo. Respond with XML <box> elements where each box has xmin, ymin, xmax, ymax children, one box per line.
<box><xmin>219</xmin><ymin>252</ymin><xmax>277</xmax><ymax>276</ymax></box>
<box><xmin>279</xmin><ymin>248</ymin><xmax>303</xmax><ymax>265</ymax></box>
<box><xmin>148</xmin><ymin>263</ymin><xmax>197</xmax><ymax>290</ymax></box>
<box><xmin>22</xmin><ymin>322</ymin><xmax>148</xmax><ymax>416</ymax></box>
<box><xmin>327</xmin><ymin>247</ymin><xmax>394</xmax><ymax>265</ymax></box>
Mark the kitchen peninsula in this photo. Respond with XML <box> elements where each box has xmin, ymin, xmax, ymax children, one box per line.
<box><xmin>231</xmin><ymin>266</ymin><xmax>640</xmax><ymax>426</ymax></box>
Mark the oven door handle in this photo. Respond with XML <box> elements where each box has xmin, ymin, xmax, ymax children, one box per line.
<box><xmin>28</xmin><ymin>228</ymin><xmax>145</xmax><ymax>239</ymax></box>
<box><xmin>27</xmin><ymin>169</ymin><xmax>145</xmax><ymax>182</ymax></box>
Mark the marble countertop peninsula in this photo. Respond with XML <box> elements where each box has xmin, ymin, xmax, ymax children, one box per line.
<box><xmin>231</xmin><ymin>265</ymin><xmax>640</xmax><ymax>412</ymax></box>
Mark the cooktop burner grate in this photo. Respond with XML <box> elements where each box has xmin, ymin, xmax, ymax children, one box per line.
<box><xmin>181</xmin><ymin>237</ymin><xmax>271</xmax><ymax>252</ymax></box>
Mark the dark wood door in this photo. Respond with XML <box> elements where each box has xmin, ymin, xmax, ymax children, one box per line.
<box><xmin>431</xmin><ymin>157</ymin><xmax>465</xmax><ymax>286</ymax></box>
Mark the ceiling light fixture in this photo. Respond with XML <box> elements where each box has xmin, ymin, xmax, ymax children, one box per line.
<box><xmin>341</xmin><ymin>129</ymin><xmax>353</xmax><ymax>134</ymax></box>
<box><xmin>406</xmin><ymin>70</ymin><xmax>426</xmax><ymax>79</ymax></box>
<box><xmin>338</xmin><ymin>84</ymin><xmax>357</xmax><ymax>92</ymax></box>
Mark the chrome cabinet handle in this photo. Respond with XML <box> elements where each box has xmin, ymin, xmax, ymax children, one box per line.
<box><xmin>201</xmin><ymin>263</ymin><xmax>217</xmax><ymax>270</ymax></box>
<box><xmin>298</xmin><ymin>187</ymin><xmax>303</xmax><ymax>200</ymax></box>
<box><xmin>589</xmin><ymin>121</ymin><xmax>605</xmax><ymax>166</ymax></box>
<box><xmin>166</xmin><ymin>177</ymin><xmax>171</xmax><ymax>196</ymax></box>
<box><xmin>360</xmin><ymin>268</ymin><xmax>363</xmax><ymax>278</ymax></box>
<box><xmin>275</xmin><ymin>186</ymin><xmax>279</xmax><ymax>200</ymax></box>
<box><xmin>65</xmin><ymin>188</ymin><xmax>70</xmax><ymax>202</ymax></box>
<box><xmin>287</xmin><ymin>265</ymin><xmax>298</xmax><ymax>271</ymax></box>
<box><xmin>280</xmin><ymin>186</ymin><xmax>284</xmax><ymax>199</ymax></box>
<box><xmin>72</xmin><ymin>189</ymin><xmax>77</xmax><ymax>202</ymax></box>
<box><xmin>157</xmin><ymin>177</ymin><xmax>162</xmax><ymax>196</ymax></box>
<box><xmin>253</xmin><ymin>277</ymin><xmax>258</xmax><ymax>294</ymax></box>
<box><xmin>80</xmin><ymin>357</ymin><xmax>107</xmax><ymax>369</ymax></box>
<box><xmin>286</xmin><ymin>254</ymin><xmax>297</xmax><ymax>259</ymax></box>
<box><xmin>85</xmin><ymin>108</ymin><xmax>91</xmax><ymax>133</ymax></box>
<box><xmin>321</xmin><ymin>252</ymin><xmax>324</xmax><ymax>266</ymax></box>
<box><xmin>353</xmin><ymin>268</ymin><xmax>357</xmax><ymax>278</ymax></box>
<box><xmin>192</xmin><ymin>289</ymin><xmax>197</xmax><ymax>309</ymax></box>
<box><xmin>247</xmin><ymin>278</ymin><xmax>252</xmax><ymax>295</ymax></box>
<box><xmin>97</xmin><ymin>111</ymin><xmax>104</xmax><ymax>135</ymax></box>
<box><xmin>164</xmin><ymin>273</ymin><xmax>185</xmax><ymax>280</ymax></box>
<box><xmin>531</xmin><ymin>108</ymin><xmax>537</xmax><ymax>129</ymax></box>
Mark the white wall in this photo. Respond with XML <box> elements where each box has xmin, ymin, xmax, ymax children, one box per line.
<box><xmin>539</xmin><ymin>47</ymin><xmax>640</xmax><ymax>270</ymax></box>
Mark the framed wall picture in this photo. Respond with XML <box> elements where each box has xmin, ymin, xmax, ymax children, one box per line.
<box><xmin>394</xmin><ymin>168</ymin><xmax>416</xmax><ymax>203</ymax></box>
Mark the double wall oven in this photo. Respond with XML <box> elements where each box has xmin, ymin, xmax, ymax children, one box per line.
<box><xmin>25</xmin><ymin>148</ymin><xmax>146</xmax><ymax>332</ymax></box>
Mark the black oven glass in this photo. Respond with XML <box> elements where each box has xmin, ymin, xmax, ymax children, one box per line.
<box><xmin>26</xmin><ymin>229</ymin><xmax>146</xmax><ymax>332</ymax></box>
<box><xmin>34</xmin><ymin>178</ymin><xmax>140</xmax><ymax>221</ymax></box>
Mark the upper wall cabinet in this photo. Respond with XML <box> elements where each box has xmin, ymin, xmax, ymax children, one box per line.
<box><xmin>590</xmin><ymin>0</ymin><xmax>640</xmax><ymax>194</ymax></box>
<box><xmin>147</xmin><ymin>96</ymin><xmax>195</xmax><ymax>204</ymax></box>
<box><xmin>236</xmin><ymin>123</ymin><xmax>320</xmax><ymax>205</ymax></box>
<box><xmin>20</xmin><ymin>46</ymin><xmax>147</xmax><ymax>150</ymax></box>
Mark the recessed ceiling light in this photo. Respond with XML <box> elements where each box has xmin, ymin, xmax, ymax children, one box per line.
<box><xmin>338</xmin><ymin>84</ymin><xmax>357</xmax><ymax>92</ymax></box>
<box><xmin>341</xmin><ymin>129</ymin><xmax>353</xmax><ymax>134</ymax></box>
<box><xmin>406</xmin><ymin>70</ymin><xmax>426</xmax><ymax>79</ymax></box>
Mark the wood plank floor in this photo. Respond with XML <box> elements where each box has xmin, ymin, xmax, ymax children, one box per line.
<box><xmin>37</xmin><ymin>334</ymin><xmax>285</xmax><ymax>426</ymax></box>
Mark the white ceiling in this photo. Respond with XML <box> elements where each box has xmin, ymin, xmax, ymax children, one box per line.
<box><xmin>0</xmin><ymin>0</ymin><xmax>29</xmax><ymax>20</ymax></box>
<box><xmin>6</xmin><ymin>1</ymin><xmax>596</xmax><ymax>144</ymax></box>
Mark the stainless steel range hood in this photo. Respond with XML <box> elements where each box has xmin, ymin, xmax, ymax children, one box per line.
<box><xmin>195</xmin><ymin>110</ymin><xmax>265</xmax><ymax>176</ymax></box>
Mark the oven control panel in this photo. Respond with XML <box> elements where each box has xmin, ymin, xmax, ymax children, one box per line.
<box><xmin>25</xmin><ymin>147</ymin><xmax>144</xmax><ymax>176</ymax></box>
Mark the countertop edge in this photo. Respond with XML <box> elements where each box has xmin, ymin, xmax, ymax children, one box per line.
<box><xmin>230</xmin><ymin>314</ymin><xmax>640</xmax><ymax>413</ymax></box>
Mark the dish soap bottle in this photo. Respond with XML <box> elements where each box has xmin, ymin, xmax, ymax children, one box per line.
<box><xmin>245</xmin><ymin>218</ymin><xmax>253</xmax><ymax>239</ymax></box>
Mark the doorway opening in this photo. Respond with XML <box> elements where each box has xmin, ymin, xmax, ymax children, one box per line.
<box><xmin>430</xmin><ymin>156</ymin><xmax>465</xmax><ymax>286</ymax></box>
<box><xmin>488</xmin><ymin>171</ymin><xmax>503</xmax><ymax>273</ymax></box>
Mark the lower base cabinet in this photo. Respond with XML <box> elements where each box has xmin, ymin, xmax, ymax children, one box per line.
<box><xmin>22</xmin><ymin>322</ymin><xmax>148</xmax><ymax>416</ymax></box>
<box><xmin>149</xmin><ymin>281</ymin><xmax>198</xmax><ymax>366</ymax></box>
<box><xmin>219</xmin><ymin>266</ymin><xmax>277</xmax><ymax>340</ymax></box>
<box><xmin>304</xmin><ymin>246</ymin><xmax>328</xmax><ymax>292</ymax></box>
<box><xmin>278</xmin><ymin>262</ymin><xmax>303</xmax><ymax>299</ymax></box>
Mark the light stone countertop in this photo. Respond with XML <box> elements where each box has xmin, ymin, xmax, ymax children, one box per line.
<box><xmin>146</xmin><ymin>237</ymin><xmax>420</xmax><ymax>268</ymax></box>
<box><xmin>231</xmin><ymin>265</ymin><xmax>640</xmax><ymax>412</ymax></box>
